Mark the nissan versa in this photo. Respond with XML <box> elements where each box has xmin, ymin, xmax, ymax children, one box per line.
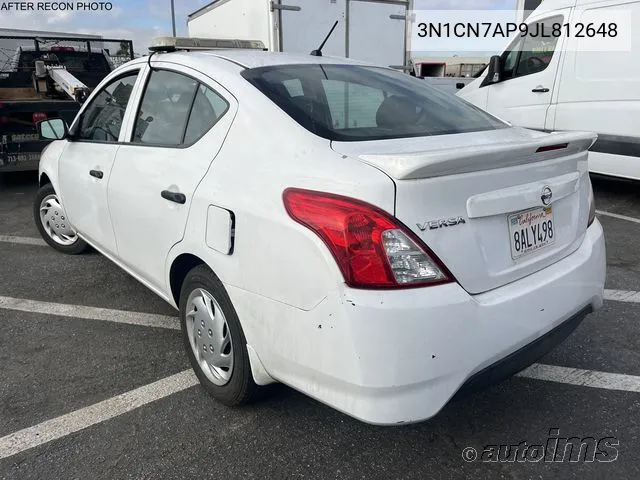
<box><xmin>33</xmin><ymin>48</ymin><xmax>606</xmax><ymax>425</ymax></box>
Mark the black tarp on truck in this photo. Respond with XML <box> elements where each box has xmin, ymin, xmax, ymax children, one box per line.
<box><xmin>0</xmin><ymin>36</ymin><xmax>134</xmax><ymax>172</ymax></box>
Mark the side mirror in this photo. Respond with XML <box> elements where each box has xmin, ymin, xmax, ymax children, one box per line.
<box><xmin>481</xmin><ymin>55</ymin><xmax>503</xmax><ymax>87</ymax></box>
<box><xmin>456</xmin><ymin>82</ymin><xmax>465</xmax><ymax>89</ymax></box>
<box><xmin>38</xmin><ymin>118</ymin><xmax>69</xmax><ymax>140</ymax></box>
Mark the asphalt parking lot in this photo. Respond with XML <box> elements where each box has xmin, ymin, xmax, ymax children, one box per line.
<box><xmin>0</xmin><ymin>171</ymin><xmax>638</xmax><ymax>479</ymax></box>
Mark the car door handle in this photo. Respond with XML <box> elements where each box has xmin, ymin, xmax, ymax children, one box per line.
<box><xmin>161</xmin><ymin>190</ymin><xmax>186</xmax><ymax>204</ymax></box>
<box><xmin>89</xmin><ymin>169</ymin><xmax>103</xmax><ymax>179</ymax></box>
<box><xmin>531</xmin><ymin>86</ymin><xmax>550</xmax><ymax>93</ymax></box>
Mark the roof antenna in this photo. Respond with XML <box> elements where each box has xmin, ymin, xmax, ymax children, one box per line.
<box><xmin>310</xmin><ymin>21</ymin><xmax>338</xmax><ymax>57</ymax></box>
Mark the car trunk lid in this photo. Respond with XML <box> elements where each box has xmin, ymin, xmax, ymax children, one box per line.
<box><xmin>332</xmin><ymin>127</ymin><xmax>597</xmax><ymax>294</ymax></box>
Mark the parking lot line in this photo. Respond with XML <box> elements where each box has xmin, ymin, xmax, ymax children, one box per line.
<box><xmin>518</xmin><ymin>363</ymin><xmax>640</xmax><ymax>393</ymax></box>
<box><xmin>0</xmin><ymin>369</ymin><xmax>198</xmax><ymax>460</ymax></box>
<box><xmin>604</xmin><ymin>289</ymin><xmax>640</xmax><ymax>303</ymax></box>
<box><xmin>0</xmin><ymin>235</ymin><xmax>46</xmax><ymax>247</ymax></box>
<box><xmin>0</xmin><ymin>296</ymin><xmax>179</xmax><ymax>330</ymax></box>
<box><xmin>596</xmin><ymin>210</ymin><xmax>640</xmax><ymax>225</ymax></box>
<box><xmin>1</xmin><ymin>361</ymin><xmax>638</xmax><ymax>460</ymax></box>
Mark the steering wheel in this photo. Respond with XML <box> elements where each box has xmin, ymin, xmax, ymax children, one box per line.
<box><xmin>88</xmin><ymin>107</ymin><xmax>125</xmax><ymax>141</ymax></box>
<box><xmin>525</xmin><ymin>56</ymin><xmax>546</xmax><ymax>73</ymax></box>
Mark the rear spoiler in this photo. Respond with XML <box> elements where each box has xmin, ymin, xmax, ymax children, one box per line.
<box><xmin>357</xmin><ymin>131</ymin><xmax>598</xmax><ymax>180</ymax></box>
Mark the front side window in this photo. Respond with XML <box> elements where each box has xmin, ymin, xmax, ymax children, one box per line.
<box><xmin>501</xmin><ymin>39</ymin><xmax>523</xmax><ymax>79</ymax></box>
<box><xmin>77</xmin><ymin>71</ymin><xmax>138</xmax><ymax>142</ymax></box>
<box><xmin>501</xmin><ymin>16</ymin><xmax>563</xmax><ymax>80</ymax></box>
<box><xmin>242</xmin><ymin>64</ymin><xmax>507</xmax><ymax>141</ymax></box>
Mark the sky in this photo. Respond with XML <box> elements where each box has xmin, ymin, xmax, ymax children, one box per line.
<box><xmin>0</xmin><ymin>0</ymin><xmax>517</xmax><ymax>55</ymax></box>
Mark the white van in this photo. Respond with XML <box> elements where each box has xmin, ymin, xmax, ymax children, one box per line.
<box><xmin>458</xmin><ymin>0</ymin><xmax>640</xmax><ymax>181</ymax></box>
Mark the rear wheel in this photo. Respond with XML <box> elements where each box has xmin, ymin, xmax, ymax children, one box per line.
<box><xmin>34</xmin><ymin>183</ymin><xmax>89</xmax><ymax>254</ymax></box>
<box><xmin>179</xmin><ymin>265</ymin><xmax>257</xmax><ymax>406</ymax></box>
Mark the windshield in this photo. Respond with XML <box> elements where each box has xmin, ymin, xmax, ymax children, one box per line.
<box><xmin>242</xmin><ymin>64</ymin><xmax>507</xmax><ymax>142</ymax></box>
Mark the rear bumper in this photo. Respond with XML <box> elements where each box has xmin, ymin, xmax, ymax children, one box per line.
<box><xmin>230</xmin><ymin>220</ymin><xmax>606</xmax><ymax>425</ymax></box>
<box><xmin>452</xmin><ymin>305</ymin><xmax>591</xmax><ymax>401</ymax></box>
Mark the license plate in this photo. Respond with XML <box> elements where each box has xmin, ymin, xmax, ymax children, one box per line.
<box><xmin>508</xmin><ymin>205</ymin><xmax>555</xmax><ymax>260</ymax></box>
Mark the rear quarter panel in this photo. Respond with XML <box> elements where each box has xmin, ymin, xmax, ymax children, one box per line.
<box><xmin>170</xmin><ymin>86</ymin><xmax>396</xmax><ymax>311</ymax></box>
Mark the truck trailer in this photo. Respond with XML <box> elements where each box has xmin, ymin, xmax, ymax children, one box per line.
<box><xmin>187</xmin><ymin>0</ymin><xmax>413</xmax><ymax>71</ymax></box>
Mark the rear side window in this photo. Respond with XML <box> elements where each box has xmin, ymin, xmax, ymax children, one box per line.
<box><xmin>132</xmin><ymin>70</ymin><xmax>228</xmax><ymax>146</ymax></box>
<box><xmin>242</xmin><ymin>64</ymin><xmax>507</xmax><ymax>141</ymax></box>
<box><xmin>133</xmin><ymin>70</ymin><xmax>198</xmax><ymax>146</ymax></box>
<box><xmin>183</xmin><ymin>85</ymin><xmax>229</xmax><ymax>144</ymax></box>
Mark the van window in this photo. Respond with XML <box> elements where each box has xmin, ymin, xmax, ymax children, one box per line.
<box><xmin>501</xmin><ymin>15</ymin><xmax>563</xmax><ymax>80</ymax></box>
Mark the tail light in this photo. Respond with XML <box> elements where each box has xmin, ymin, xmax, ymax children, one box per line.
<box><xmin>33</xmin><ymin>112</ymin><xmax>47</xmax><ymax>124</ymax></box>
<box><xmin>588</xmin><ymin>180</ymin><xmax>596</xmax><ymax>227</ymax></box>
<box><xmin>282</xmin><ymin>188</ymin><xmax>453</xmax><ymax>289</ymax></box>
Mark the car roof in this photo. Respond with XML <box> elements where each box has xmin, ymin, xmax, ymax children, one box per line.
<box><xmin>138</xmin><ymin>49</ymin><xmax>372</xmax><ymax>71</ymax></box>
<box><xmin>195</xmin><ymin>50</ymin><xmax>372</xmax><ymax>69</ymax></box>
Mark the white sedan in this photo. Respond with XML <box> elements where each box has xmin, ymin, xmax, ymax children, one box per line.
<box><xmin>34</xmin><ymin>48</ymin><xmax>606</xmax><ymax>425</ymax></box>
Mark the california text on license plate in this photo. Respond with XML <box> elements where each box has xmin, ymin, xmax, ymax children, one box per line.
<box><xmin>508</xmin><ymin>205</ymin><xmax>555</xmax><ymax>259</ymax></box>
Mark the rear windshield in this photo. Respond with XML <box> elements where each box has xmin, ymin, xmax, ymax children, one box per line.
<box><xmin>18</xmin><ymin>51</ymin><xmax>110</xmax><ymax>73</ymax></box>
<box><xmin>241</xmin><ymin>64</ymin><xmax>507</xmax><ymax>141</ymax></box>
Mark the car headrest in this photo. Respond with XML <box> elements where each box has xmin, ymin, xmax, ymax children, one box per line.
<box><xmin>376</xmin><ymin>95</ymin><xmax>418</xmax><ymax>129</ymax></box>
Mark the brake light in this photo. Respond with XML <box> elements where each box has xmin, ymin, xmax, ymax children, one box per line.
<box><xmin>51</xmin><ymin>46</ymin><xmax>75</xmax><ymax>52</ymax></box>
<box><xmin>536</xmin><ymin>143</ymin><xmax>568</xmax><ymax>153</ymax></box>
<box><xmin>33</xmin><ymin>112</ymin><xmax>47</xmax><ymax>124</ymax></box>
<box><xmin>283</xmin><ymin>188</ymin><xmax>453</xmax><ymax>289</ymax></box>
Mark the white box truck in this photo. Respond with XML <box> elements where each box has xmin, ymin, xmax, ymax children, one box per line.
<box><xmin>187</xmin><ymin>0</ymin><xmax>413</xmax><ymax>71</ymax></box>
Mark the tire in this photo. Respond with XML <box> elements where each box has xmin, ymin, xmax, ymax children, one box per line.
<box><xmin>34</xmin><ymin>183</ymin><xmax>90</xmax><ymax>255</ymax></box>
<box><xmin>179</xmin><ymin>265</ymin><xmax>258</xmax><ymax>406</ymax></box>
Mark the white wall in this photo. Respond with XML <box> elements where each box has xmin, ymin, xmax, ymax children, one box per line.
<box><xmin>188</xmin><ymin>0</ymin><xmax>272</xmax><ymax>48</ymax></box>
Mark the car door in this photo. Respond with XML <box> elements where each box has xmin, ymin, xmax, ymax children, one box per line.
<box><xmin>58</xmin><ymin>68</ymin><xmax>143</xmax><ymax>255</ymax></box>
<box><xmin>483</xmin><ymin>12</ymin><xmax>569</xmax><ymax>129</ymax></box>
<box><xmin>107</xmin><ymin>64</ymin><xmax>236</xmax><ymax>290</ymax></box>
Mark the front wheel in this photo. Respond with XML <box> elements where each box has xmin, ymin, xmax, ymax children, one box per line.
<box><xmin>180</xmin><ymin>265</ymin><xmax>258</xmax><ymax>406</ymax></box>
<box><xmin>34</xmin><ymin>183</ymin><xmax>89</xmax><ymax>254</ymax></box>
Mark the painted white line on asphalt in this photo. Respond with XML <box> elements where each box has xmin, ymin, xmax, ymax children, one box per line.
<box><xmin>518</xmin><ymin>364</ymin><xmax>640</xmax><ymax>393</ymax></box>
<box><xmin>604</xmin><ymin>289</ymin><xmax>640</xmax><ymax>303</ymax></box>
<box><xmin>0</xmin><ymin>235</ymin><xmax>46</xmax><ymax>246</ymax></box>
<box><xmin>596</xmin><ymin>210</ymin><xmax>640</xmax><ymax>225</ymax></box>
<box><xmin>0</xmin><ymin>369</ymin><xmax>198</xmax><ymax>459</ymax></box>
<box><xmin>0</xmin><ymin>296</ymin><xmax>179</xmax><ymax>330</ymax></box>
<box><xmin>0</xmin><ymin>362</ymin><xmax>637</xmax><ymax>459</ymax></box>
